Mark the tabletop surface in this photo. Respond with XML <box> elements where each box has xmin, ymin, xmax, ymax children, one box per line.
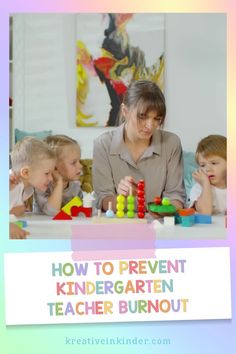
<box><xmin>20</xmin><ymin>213</ymin><xmax>227</xmax><ymax>240</ymax></box>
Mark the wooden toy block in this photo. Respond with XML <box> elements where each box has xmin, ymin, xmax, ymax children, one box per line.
<box><xmin>162</xmin><ymin>197</ymin><xmax>170</xmax><ymax>206</ymax></box>
<box><xmin>14</xmin><ymin>221</ymin><xmax>23</xmax><ymax>229</ymax></box>
<box><xmin>82</xmin><ymin>192</ymin><xmax>95</xmax><ymax>208</ymax></box>
<box><xmin>174</xmin><ymin>213</ymin><xmax>182</xmax><ymax>224</ymax></box>
<box><xmin>137</xmin><ymin>180</ymin><xmax>145</xmax><ymax>218</ymax></box>
<box><xmin>14</xmin><ymin>220</ymin><xmax>28</xmax><ymax>228</ymax></box>
<box><xmin>163</xmin><ymin>216</ymin><xmax>175</xmax><ymax>226</ymax></box>
<box><xmin>137</xmin><ymin>180</ymin><xmax>145</xmax><ymax>191</ymax></box>
<box><xmin>19</xmin><ymin>220</ymin><xmax>27</xmax><ymax>227</ymax></box>
<box><xmin>80</xmin><ymin>207</ymin><xmax>92</xmax><ymax>218</ymax></box>
<box><xmin>181</xmin><ymin>215</ymin><xmax>194</xmax><ymax>227</ymax></box>
<box><xmin>178</xmin><ymin>208</ymin><xmax>195</xmax><ymax>216</ymax></box>
<box><xmin>61</xmin><ymin>196</ymin><xmax>83</xmax><ymax>216</ymax></box>
<box><xmin>137</xmin><ymin>212</ymin><xmax>145</xmax><ymax>218</ymax></box>
<box><xmin>70</xmin><ymin>206</ymin><xmax>80</xmax><ymax>217</ymax></box>
<box><xmin>153</xmin><ymin>196</ymin><xmax>162</xmax><ymax>205</ymax></box>
<box><xmin>194</xmin><ymin>214</ymin><xmax>212</xmax><ymax>224</ymax></box>
<box><xmin>106</xmin><ymin>201</ymin><xmax>115</xmax><ymax>218</ymax></box>
<box><xmin>71</xmin><ymin>206</ymin><xmax>92</xmax><ymax>218</ymax></box>
<box><xmin>148</xmin><ymin>203</ymin><xmax>176</xmax><ymax>214</ymax></box>
<box><xmin>116</xmin><ymin>195</ymin><xmax>125</xmax><ymax>218</ymax></box>
<box><xmin>126</xmin><ymin>187</ymin><xmax>135</xmax><ymax>218</ymax></box>
<box><xmin>53</xmin><ymin>210</ymin><xmax>72</xmax><ymax>220</ymax></box>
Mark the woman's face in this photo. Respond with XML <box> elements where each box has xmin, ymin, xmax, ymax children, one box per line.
<box><xmin>123</xmin><ymin>104</ymin><xmax>163</xmax><ymax>141</ymax></box>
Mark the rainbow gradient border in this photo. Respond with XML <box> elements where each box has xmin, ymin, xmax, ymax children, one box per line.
<box><xmin>0</xmin><ymin>1</ymin><xmax>235</xmax><ymax>353</ymax></box>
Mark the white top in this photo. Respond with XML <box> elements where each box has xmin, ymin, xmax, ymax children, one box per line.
<box><xmin>9</xmin><ymin>181</ymin><xmax>34</xmax><ymax>210</ymax></box>
<box><xmin>189</xmin><ymin>183</ymin><xmax>226</xmax><ymax>214</ymax></box>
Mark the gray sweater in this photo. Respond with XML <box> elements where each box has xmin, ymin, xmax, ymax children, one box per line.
<box><xmin>34</xmin><ymin>181</ymin><xmax>83</xmax><ymax>216</ymax></box>
<box><xmin>92</xmin><ymin>124</ymin><xmax>186</xmax><ymax>209</ymax></box>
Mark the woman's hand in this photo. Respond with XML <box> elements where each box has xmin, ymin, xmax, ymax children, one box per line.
<box><xmin>192</xmin><ymin>169</ymin><xmax>210</xmax><ymax>186</ymax></box>
<box><xmin>117</xmin><ymin>176</ymin><xmax>137</xmax><ymax>196</ymax></box>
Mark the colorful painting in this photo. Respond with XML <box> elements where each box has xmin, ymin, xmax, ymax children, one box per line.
<box><xmin>76</xmin><ymin>13</ymin><xmax>165</xmax><ymax>127</ymax></box>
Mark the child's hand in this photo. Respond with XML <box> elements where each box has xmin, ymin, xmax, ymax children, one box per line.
<box><xmin>10</xmin><ymin>205</ymin><xmax>25</xmax><ymax>217</ymax></box>
<box><xmin>52</xmin><ymin>170</ymin><xmax>63</xmax><ymax>184</ymax></box>
<box><xmin>10</xmin><ymin>223</ymin><xmax>30</xmax><ymax>239</ymax></box>
<box><xmin>9</xmin><ymin>172</ymin><xmax>21</xmax><ymax>190</ymax></box>
<box><xmin>192</xmin><ymin>169</ymin><xmax>210</xmax><ymax>186</ymax></box>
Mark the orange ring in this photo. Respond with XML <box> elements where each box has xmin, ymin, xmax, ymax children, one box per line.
<box><xmin>178</xmin><ymin>208</ymin><xmax>195</xmax><ymax>216</ymax></box>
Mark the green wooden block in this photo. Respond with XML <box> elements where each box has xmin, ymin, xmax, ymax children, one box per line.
<box><xmin>148</xmin><ymin>203</ymin><xmax>176</xmax><ymax>214</ymax></box>
<box><xmin>14</xmin><ymin>221</ymin><xmax>23</xmax><ymax>229</ymax></box>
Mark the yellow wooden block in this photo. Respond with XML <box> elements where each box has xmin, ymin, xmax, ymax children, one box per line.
<box><xmin>61</xmin><ymin>196</ymin><xmax>83</xmax><ymax>215</ymax></box>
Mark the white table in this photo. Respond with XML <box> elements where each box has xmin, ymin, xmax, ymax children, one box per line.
<box><xmin>154</xmin><ymin>215</ymin><xmax>226</xmax><ymax>240</ymax></box>
<box><xmin>20</xmin><ymin>213</ymin><xmax>226</xmax><ymax>240</ymax></box>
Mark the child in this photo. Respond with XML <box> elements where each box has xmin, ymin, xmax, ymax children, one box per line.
<box><xmin>189</xmin><ymin>135</ymin><xmax>226</xmax><ymax>215</ymax></box>
<box><xmin>10</xmin><ymin>137</ymin><xmax>56</xmax><ymax>238</ymax></box>
<box><xmin>34</xmin><ymin>135</ymin><xmax>83</xmax><ymax>216</ymax></box>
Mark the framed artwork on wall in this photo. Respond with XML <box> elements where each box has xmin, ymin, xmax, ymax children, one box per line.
<box><xmin>76</xmin><ymin>13</ymin><xmax>165</xmax><ymax>127</ymax></box>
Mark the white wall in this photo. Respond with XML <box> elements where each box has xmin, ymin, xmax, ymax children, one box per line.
<box><xmin>13</xmin><ymin>13</ymin><xmax>226</xmax><ymax>158</ymax></box>
<box><xmin>165</xmin><ymin>14</ymin><xmax>226</xmax><ymax>151</ymax></box>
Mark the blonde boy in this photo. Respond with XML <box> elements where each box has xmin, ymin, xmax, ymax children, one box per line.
<box><xmin>10</xmin><ymin>137</ymin><xmax>56</xmax><ymax>216</ymax></box>
<box><xmin>189</xmin><ymin>135</ymin><xmax>226</xmax><ymax>215</ymax></box>
<box><xmin>34</xmin><ymin>135</ymin><xmax>83</xmax><ymax>216</ymax></box>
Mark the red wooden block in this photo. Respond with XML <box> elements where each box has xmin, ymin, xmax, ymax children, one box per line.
<box><xmin>137</xmin><ymin>180</ymin><xmax>145</xmax><ymax>190</ymax></box>
<box><xmin>71</xmin><ymin>206</ymin><xmax>92</xmax><ymax>218</ymax></box>
<box><xmin>137</xmin><ymin>189</ymin><xmax>145</xmax><ymax>197</ymax></box>
<box><xmin>53</xmin><ymin>210</ymin><xmax>72</xmax><ymax>220</ymax></box>
<box><xmin>154</xmin><ymin>196</ymin><xmax>162</xmax><ymax>205</ymax></box>
<box><xmin>71</xmin><ymin>206</ymin><xmax>81</xmax><ymax>217</ymax></box>
<box><xmin>137</xmin><ymin>197</ymin><xmax>145</xmax><ymax>205</ymax></box>
<box><xmin>137</xmin><ymin>205</ymin><xmax>145</xmax><ymax>212</ymax></box>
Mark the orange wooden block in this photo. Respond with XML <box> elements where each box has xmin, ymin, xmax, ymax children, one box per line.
<box><xmin>178</xmin><ymin>208</ymin><xmax>195</xmax><ymax>216</ymax></box>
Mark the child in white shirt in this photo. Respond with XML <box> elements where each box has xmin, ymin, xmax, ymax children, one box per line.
<box><xmin>10</xmin><ymin>137</ymin><xmax>56</xmax><ymax>238</ymax></box>
<box><xmin>34</xmin><ymin>135</ymin><xmax>83</xmax><ymax>216</ymax></box>
<box><xmin>189</xmin><ymin>135</ymin><xmax>226</xmax><ymax>215</ymax></box>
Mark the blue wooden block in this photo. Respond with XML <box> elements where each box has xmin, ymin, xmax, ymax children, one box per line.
<box><xmin>175</xmin><ymin>213</ymin><xmax>182</xmax><ymax>224</ymax></box>
<box><xmin>18</xmin><ymin>220</ymin><xmax>28</xmax><ymax>227</ymax></box>
<box><xmin>181</xmin><ymin>215</ymin><xmax>194</xmax><ymax>227</ymax></box>
<box><xmin>194</xmin><ymin>214</ymin><xmax>212</xmax><ymax>224</ymax></box>
<box><xmin>14</xmin><ymin>220</ymin><xmax>28</xmax><ymax>228</ymax></box>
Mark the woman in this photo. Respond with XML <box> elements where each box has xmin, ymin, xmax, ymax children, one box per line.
<box><xmin>93</xmin><ymin>80</ymin><xmax>186</xmax><ymax>211</ymax></box>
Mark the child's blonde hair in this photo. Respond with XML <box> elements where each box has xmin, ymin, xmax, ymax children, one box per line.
<box><xmin>44</xmin><ymin>135</ymin><xmax>80</xmax><ymax>159</ymax></box>
<box><xmin>195</xmin><ymin>135</ymin><xmax>227</xmax><ymax>163</ymax></box>
<box><xmin>11</xmin><ymin>137</ymin><xmax>56</xmax><ymax>173</ymax></box>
